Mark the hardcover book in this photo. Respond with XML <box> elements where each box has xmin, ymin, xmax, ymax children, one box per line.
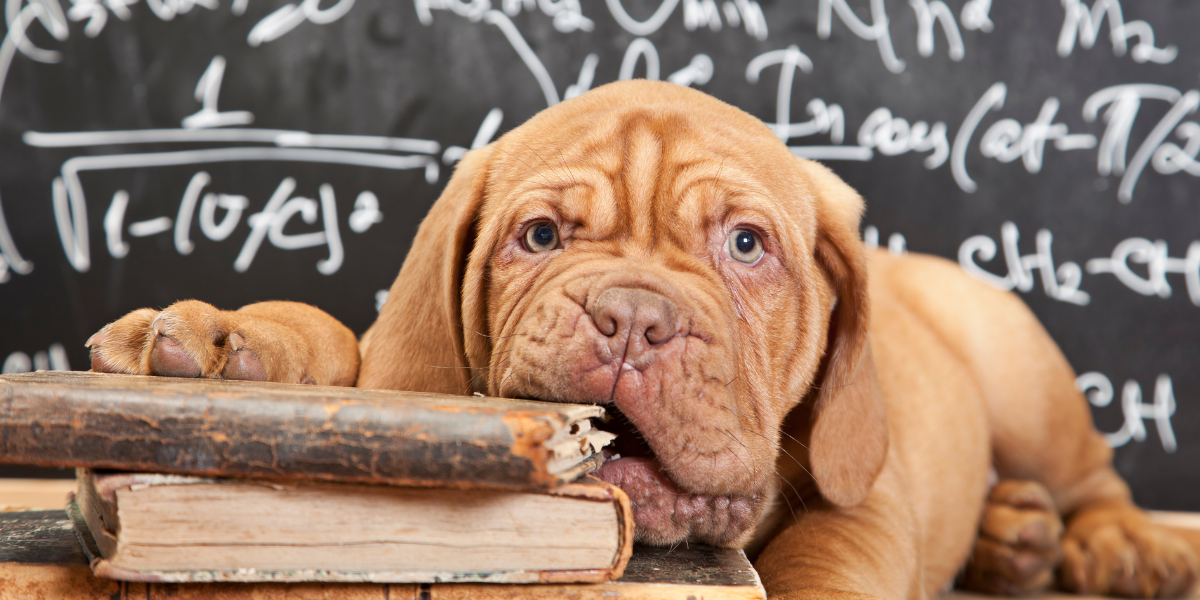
<box><xmin>0</xmin><ymin>372</ymin><xmax>614</xmax><ymax>490</ymax></box>
<box><xmin>0</xmin><ymin>508</ymin><xmax>766</xmax><ymax>599</ymax></box>
<box><xmin>72</xmin><ymin>469</ymin><xmax>634</xmax><ymax>584</ymax></box>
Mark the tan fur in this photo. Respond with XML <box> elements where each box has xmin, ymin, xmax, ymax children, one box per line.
<box><xmin>89</xmin><ymin>300</ymin><xmax>356</xmax><ymax>386</ymax></box>
<box><xmin>89</xmin><ymin>81</ymin><xmax>1197</xmax><ymax>599</ymax></box>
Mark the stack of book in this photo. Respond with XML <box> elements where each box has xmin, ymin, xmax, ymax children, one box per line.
<box><xmin>0</xmin><ymin>371</ymin><xmax>766</xmax><ymax>599</ymax></box>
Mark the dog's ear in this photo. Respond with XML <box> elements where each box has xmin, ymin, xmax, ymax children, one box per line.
<box><xmin>357</xmin><ymin>146</ymin><xmax>495</xmax><ymax>394</ymax></box>
<box><xmin>795</xmin><ymin>158</ymin><xmax>889</xmax><ymax>508</ymax></box>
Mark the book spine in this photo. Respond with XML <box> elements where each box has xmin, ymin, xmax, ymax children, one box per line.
<box><xmin>0</xmin><ymin>374</ymin><xmax>562</xmax><ymax>490</ymax></box>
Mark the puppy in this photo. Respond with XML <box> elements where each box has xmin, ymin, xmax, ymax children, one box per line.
<box><xmin>87</xmin><ymin>80</ymin><xmax>1198</xmax><ymax>599</ymax></box>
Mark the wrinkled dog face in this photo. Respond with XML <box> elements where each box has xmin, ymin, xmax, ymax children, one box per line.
<box><xmin>463</xmin><ymin>83</ymin><xmax>839</xmax><ymax>548</ymax></box>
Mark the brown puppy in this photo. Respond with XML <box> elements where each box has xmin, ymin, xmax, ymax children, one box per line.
<box><xmin>87</xmin><ymin>80</ymin><xmax>1198</xmax><ymax>599</ymax></box>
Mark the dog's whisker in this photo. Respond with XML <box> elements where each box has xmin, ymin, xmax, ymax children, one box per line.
<box><xmin>719</xmin><ymin>416</ymin><xmax>816</xmax><ymax>486</ymax></box>
<box><xmin>553</xmin><ymin>146</ymin><xmax>581</xmax><ymax>188</ymax></box>
<box><xmin>472</xmin><ymin>356</ymin><xmax>513</xmax><ymax>389</ymax></box>
<box><xmin>716</xmin><ymin>414</ymin><xmax>808</xmax><ymax>519</ymax></box>
<box><xmin>713</xmin><ymin>429</ymin><xmax>781</xmax><ymax>505</ymax></box>
<box><xmin>457</xmin><ymin>323</ymin><xmax>526</xmax><ymax>340</ymax></box>
<box><xmin>520</xmin><ymin>140</ymin><xmax>573</xmax><ymax>188</ymax></box>
<box><xmin>772</xmin><ymin>472</ymin><xmax>803</xmax><ymax>523</ymax></box>
<box><xmin>721</xmin><ymin>404</ymin><xmax>811</xmax><ymax>452</ymax></box>
<box><xmin>495</xmin><ymin>362</ymin><xmax>525</xmax><ymax>396</ymax></box>
<box><xmin>493</xmin><ymin>146</ymin><xmax>559</xmax><ymax>190</ymax></box>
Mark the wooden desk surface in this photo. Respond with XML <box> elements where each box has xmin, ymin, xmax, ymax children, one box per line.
<box><xmin>2</xmin><ymin>478</ymin><xmax>1198</xmax><ymax>599</ymax></box>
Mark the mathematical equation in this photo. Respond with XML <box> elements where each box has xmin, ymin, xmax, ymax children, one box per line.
<box><xmin>0</xmin><ymin>0</ymin><xmax>1195</xmax><ymax>286</ymax></box>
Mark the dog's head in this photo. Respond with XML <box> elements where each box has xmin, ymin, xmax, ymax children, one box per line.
<box><xmin>362</xmin><ymin>81</ymin><xmax>887</xmax><ymax>548</ymax></box>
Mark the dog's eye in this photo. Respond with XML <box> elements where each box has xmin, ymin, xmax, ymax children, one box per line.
<box><xmin>523</xmin><ymin>222</ymin><xmax>559</xmax><ymax>253</ymax></box>
<box><xmin>727</xmin><ymin>229</ymin><xmax>764</xmax><ymax>264</ymax></box>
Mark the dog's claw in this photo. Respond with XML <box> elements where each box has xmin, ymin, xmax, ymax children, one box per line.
<box><xmin>84</xmin><ymin>330</ymin><xmax>105</xmax><ymax>348</ymax></box>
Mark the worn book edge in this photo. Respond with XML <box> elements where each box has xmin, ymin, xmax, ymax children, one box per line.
<box><xmin>0</xmin><ymin>371</ymin><xmax>612</xmax><ymax>490</ymax></box>
<box><xmin>70</xmin><ymin>474</ymin><xmax>633</xmax><ymax>584</ymax></box>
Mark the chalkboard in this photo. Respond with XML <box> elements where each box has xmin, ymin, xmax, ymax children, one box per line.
<box><xmin>0</xmin><ymin>0</ymin><xmax>1196</xmax><ymax>509</ymax></box>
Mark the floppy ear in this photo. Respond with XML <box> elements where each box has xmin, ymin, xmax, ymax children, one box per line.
<box><xmin>357</xmin><ymin>146</ymin><xmax>495</xmax><ymax>394</ymax></box>
<box><xmin>794</xmin><ymin>158</ymin><xmax>889</xmax><ymax>508</ymax></box>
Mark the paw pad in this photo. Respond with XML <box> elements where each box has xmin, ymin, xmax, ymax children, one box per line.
<box><xmin>149</xmin><ymin>335</ymin><xmax>202</xmax><ymax>378</ymax></box>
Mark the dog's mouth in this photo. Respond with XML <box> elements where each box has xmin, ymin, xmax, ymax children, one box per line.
<box><xmin>596</xmin><ymin>405</ymin><xmax>656</xmax><ymax>463</ymax></box>
<box><xmin>587</xmin><ymin>405</ymin><xmax>763</xmax><ymax>548</ymax></box>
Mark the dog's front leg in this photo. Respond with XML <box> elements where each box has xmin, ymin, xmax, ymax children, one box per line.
<box><xmin>755</xmin><ymin>465</ymin><xmax>925</xmax><ymax>600</ymax></box>
<box><xmin>86</xmin><ymin>300</ymin><xmax>359</xmax><ymax>386</ymax></box>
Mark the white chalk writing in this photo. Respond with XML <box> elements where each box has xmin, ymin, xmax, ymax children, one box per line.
<box><xmin>606</xmin><ymin>0</ymin><xmax>763</xmax><ymax>39</ymax></box>
<box><xmin>961</xmin><ymin>223</ymin><xmax>1200</xmax><ymax>307</ymax></box>
<box><xmin>953</xmin><ymin>83</ymin><xmax>1098</xmax><ymax>193</ymax></box>
<box><xmin>248</xmin><ymin>0</ymin><xmax>355</xmax><ymax>47</ymax></box>
<box><xmin>2</xmin><ymin>343</ymin><xmax>70</xmax><ymax>373</ymax></box>
<box><xmin>747</xmin><ymin>45</ymin><xmax>872</xmax><ymax>161</ymax></box>
<box><xmin>959</xmin><ymin>221</ymin><xmax>1090</xmax><ymax>306</ymax></box>
<box><xmin>959</xmin><ymin>0</ymin><xmax>992</xmax><ymax>32</ymax></box>
<box><xmin>910</xmin><ymin>0</ymin><xmax>962</xmax><ymax>61</ymax></box>
<box><xmin>1078</xmin><ymin>371</ymin><xmax>1178</xmax><ymax>452</ymax></box>
<box><xmin>0</xmin><ymin>0</ymin><xmax>385</xmax><ymax>281</ymax></box>
<box><xmin>863</xmin><ymin>225</ymin><xmax>907</xmax><ymax>256</ymax></box>
<box><xmin>978</xmin><ymin>97</ymin><xmax>1097</xmax><ymax>174</ymax></box>
<box><xmin>858</xmin><ymin>107</ymin><xmax>949</xmax><ymax>169</ymax></box>
<box><xmin>1087</xmin><ymin>238</ymin><xmax>1200</xmax><ymax>305</ymax></box>
<box><xmin>818</xmin><ymin>0</ymin><xmax>905</xmax><ymax>74</ymax></box>
<box><xmin>1058</xmin><ymin>0</ymin><xmax>1176</xmax><ymax>65</ymax></box>
<box><xmin>182</xmin><ymin>56</ymin><xmax>253</xmax><ymax>129</ymax></box>
<box><xmin>1083</xmin><ymin>84</ymin><xmax>1200</xmax><ymax>203</ymax></box>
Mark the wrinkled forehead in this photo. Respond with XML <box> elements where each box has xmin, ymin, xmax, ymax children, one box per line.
<box><xmin>478</xmin><ymin>83</ymin><xmax>816</xmax><ymax>244</ymax></box>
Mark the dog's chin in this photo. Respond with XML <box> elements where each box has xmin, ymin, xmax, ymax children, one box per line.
<box><xmin>588</xmin><ymin>409</ymin><xmax>765</xmax><ymax>548</ymax></box>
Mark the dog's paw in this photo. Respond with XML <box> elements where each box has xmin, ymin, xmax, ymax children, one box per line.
<box><xmin>960</xmin><ymin>480</ymin><xmax>1063</xmax><ymax>595</ymax></box>
<box><xmin>87</xmin><ymin>300</ymin><xmax>357</xmax><ymax>385</ymax></box>
<box><xmin>88</xmin><ymin>300</ymin><xmax>235</xmax><ymax>378</ymax></box>
<box><xmin>1060</xmin><ymin>503</ymin><xmax>1198</xmax><ymax>598</ymax></box>
<box><xmin>87</xmin><ymin>300</ymin><xmax>318</xmax><ymax>384</ymax></box>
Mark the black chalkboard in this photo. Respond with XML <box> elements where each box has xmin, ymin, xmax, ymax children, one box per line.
<box><xmin>1</xmin><ymin>0</ymin><xmax>1196</xmax><ymax>509</ymax></box>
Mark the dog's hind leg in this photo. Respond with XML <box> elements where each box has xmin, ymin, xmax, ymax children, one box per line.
<box><xmin>86</xmin><ymin>300</ymin><xmax>359</xmax><ymax>386</ymax></box>
<box><xmin>960</xmin><ymin>295</ymin><xmax>1200</xmax><ymax>597</ymax></box>
<box><xmin>869</xmin><ymin>252</ymin><xmax>1199</xmax><ymax>597</ymax></box>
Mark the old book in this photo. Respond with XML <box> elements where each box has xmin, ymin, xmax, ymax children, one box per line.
<box><xmin>0</xmin><ymin>371</ymin><xmax>614</xmax><ymax>490</ymax></box>
<box><xmin>72</xmin><ymin>469</ymin><xmax>633</xmax><ymax>584</ymax></box>
<box><xmin>0</xmin><ymin>509</ymin><xmax>764</xmax><ymax>599</ymax></box>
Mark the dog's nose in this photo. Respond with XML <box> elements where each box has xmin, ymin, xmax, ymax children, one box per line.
<box><xmin>590</xmin><ymin>287</ymin><xmax>678</xmax><ymax>346</ymax></box>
